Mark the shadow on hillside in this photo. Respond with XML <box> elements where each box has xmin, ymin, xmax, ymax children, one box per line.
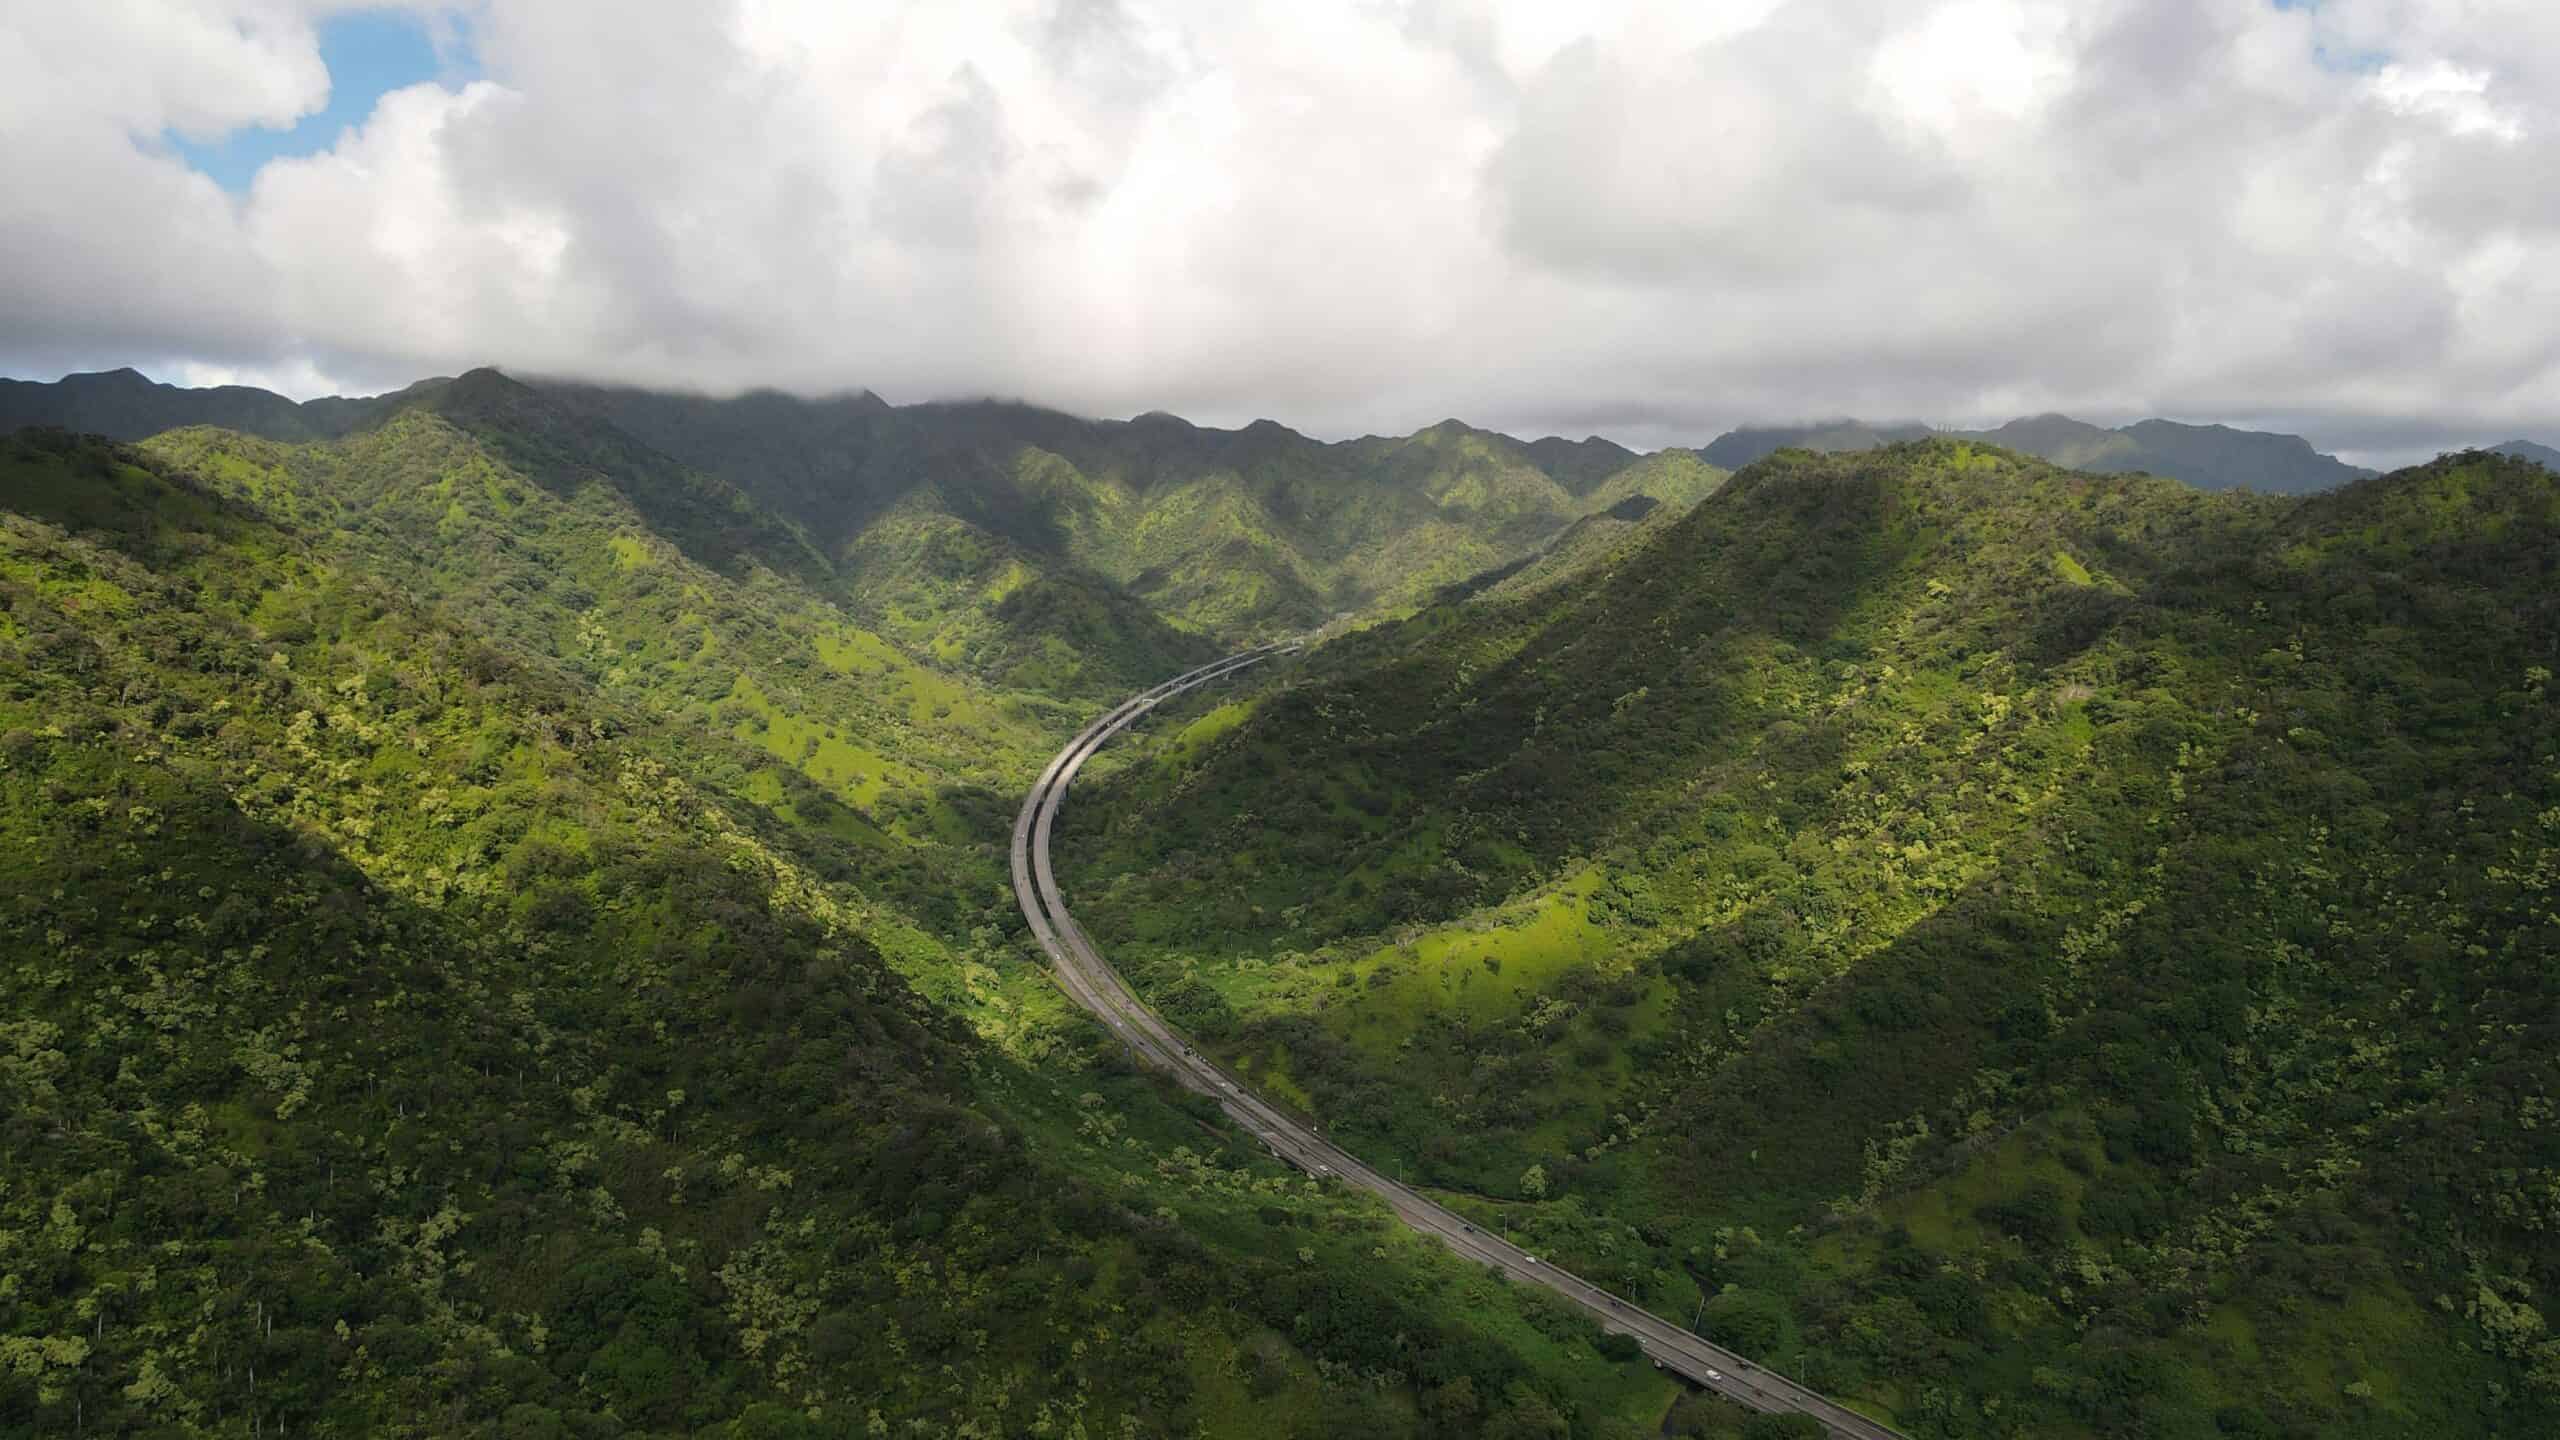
<box><xmin>421</xmin><ymin>371</ymin><xmax>831</xmax><ymax>584</ymax></box>
<box><xmin>1320</xmin><ymin>453</ymin><xmax>1915</xmax><ymax>887</ymax></box>
<box><xmin>1</xmin><ymin>429</ymin><xmax>273</xmax><ymax>566</ymax></box>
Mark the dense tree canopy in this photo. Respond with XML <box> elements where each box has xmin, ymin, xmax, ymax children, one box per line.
<box><xmin>1069</xmin><ymin>441</ymin><xmax>2560</xmax><ymax>1436</ymax></box>
<box><xmin>0</xmin><ymin>424</ymin><xmax>1687</xmax><ymax>1438</ymax></box>
<box><xmin>8</xmin><ymin>380</ymin><xmax>2555</xmax><ymax>1439</ymax></box>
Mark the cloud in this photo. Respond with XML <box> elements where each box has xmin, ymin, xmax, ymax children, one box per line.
<box><xmin>2</xmin><ymin>0</ymin><xmax>2556</xmax><ymax>460</ymax></box>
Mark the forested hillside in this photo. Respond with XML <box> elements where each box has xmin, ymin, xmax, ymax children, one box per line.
<box><xmin>1697</xmin><ymin>418</ymin><xmax>2372</xmax><ymax>493</ymax></box>
<box><xmin>1066</xmin><ymin>441</ymin><xmax>2560</xmax><ymax>1436</ymax></box>
<box><xmin>10</xmin><ymin>361</ymin><xmax>2554</xmax><ymax>1439</ymax></box>
<box><xmin>0</xmin><ymin>426</ymin><xmax>1737</xmax><ymax>1439</ymax></box>
<box><xmin>545</xmin><ymin>385</ymin><xmax>1728</xmax><ymax>647</ymax></box>
<box><xmin>2493</xmin><ymin>439</ymin><xmax>2560</xmax><ymax>471</ymax></box>
<box><xmin>0</xmin><ymin>370</ymin><xmax>1734</xmax><ymax>681</ymax></box>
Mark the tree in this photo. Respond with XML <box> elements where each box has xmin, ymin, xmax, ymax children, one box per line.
<box><xmin>1701</xmin><ymin>1288</ymin><xmax>1790</xmax><ymax>1354</ymax></box>
<box><xmin>1740</xmin><ymin>1415</ymin><xmax>1826</xmax><ymax>1440</ymax></box>
<box><xmin>1483</xmin><ymin>1382</ymin><xmax>1570</xmax><ymax>1440</ymax></box>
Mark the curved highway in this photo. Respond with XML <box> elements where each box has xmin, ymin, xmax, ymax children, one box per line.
<box><xmin>1011</xmin><ymin>648</ymin><xmax>1907</xmax><ymax>1440</ymax></box>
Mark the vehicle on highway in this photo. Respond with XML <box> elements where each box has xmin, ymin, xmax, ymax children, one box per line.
<box><xmin>1014</xmin><ymin>649</ymin><xmax>1912</xmax><ymax>1440</ymax></box>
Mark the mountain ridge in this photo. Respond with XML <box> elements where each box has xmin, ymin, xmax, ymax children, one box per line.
<box><xmin>10</xmin><ymin>356</ymin><xmax>2560</xmax><ymax>1437</ymax></box>
<box><xmin>2493</xmin><ymin>437</ymin><xmax>2560</xmax><ymax>470</ymax></box>
<box><xmin>3</xmin><ymin>365</ymin><xmax>2465</xmax><ymax>497</ymax></box>
<box><xmin>1695</xmin><ymin>413</ymin><xmax>2384</xmax><ymax>492</ymax></box>
<box><xmin>8</xmin><ymin>364</ymin><xmax>2547</xmax><ymax>679</ymax></box>
<box><xmin>1063</xmin><ymin>437</ymin><xmax>2560</xmax><ymax>1436</ymax></box>
<box><xmin>0</xmin><ymin>425</ymin><xmax>1693</xmax><ymax>1438</ymax></box>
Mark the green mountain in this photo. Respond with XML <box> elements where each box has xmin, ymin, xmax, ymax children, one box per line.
<box><xmin>0</xmin><ymin>366</ymin><xmax>332</xmax><ymax>441</ymax></box>
<box><xmin>12</xmin><ymin>359</ymin><xmax>2547</xmax><ymax>1437</ymax></box>
<box><xmin>2493</xmin><ymin>439</ymin><xmax>2560</xmax><ymax>470</ymax></box>
<box><xmin>1958</xmin><ymin>412</ymin><xmax>2141</xmax><ymax>470</ymax></box>
<box><xmin>1699</xmin><ymin>414</ymin><xmax>2373</xmax><ymax>493</ymax></box>
<box><xmin>1571</xmin><ymin>448</ymin><xmax>1729</xmax><ymax>519</ymax></box>
<box><xmin>0</xmin><ymin>366</ymin><xmax>454</xmax><ymax>443</ymax></box>
<box><xmin>2</xmin><ymin>370</ymin><xmax>1730</xmax><ymax>685</ymax></box>
<box><xmin>1451</xmin><ymin>445</ymin><xmax>1732</xmax><ymax>611</ymax></box>
<box><xmin>1453</xmin><ymin>498</ymin><xmax>1672</xmax><ymax>609</ymax></box>
<box><xmin>545</xmin><ymin>384</ymin><xmax>1714</xmax><ymax>641</ymax></box>
<box><xmin>1523</xmin><ymin>435</ymin><xmax>1643</xmax><ymax>495</ymax></box>
<box><xmin>1699</xmin><ymin>421</ymin><xmax>1938</xmax><ymax>470</ymax></box>
<box><xmin>1064</xmin><ymin>439</ymin><xmax>2560</xmax><ymax>1436</ymax></box>
<box><xmin>2104</xmin><ymin>417</ymin><xmax>2374</xmax><ymax>492</ymax></box>
<box><xmin>132</xmin><ymin>371</ymin><xmax>1049</xmax><ymax>869</ymax></box>
<box><xmin>0</xmin><ymin>424</ymin><xmax>1714</xmax><ymax>1440</ymax></box>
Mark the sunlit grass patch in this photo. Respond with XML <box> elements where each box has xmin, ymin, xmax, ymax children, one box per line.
<box><xmin>1329</xmin><ymin>871</ymin><xmax>1614</xmax><ymax>1048</ymax></box>
<box><xmin>726</xmin><ymin>672</ymin><xmax>925</xmax><ymax>809</ymax></box>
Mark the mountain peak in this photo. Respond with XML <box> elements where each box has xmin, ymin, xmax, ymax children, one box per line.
<box><xmin>70</xmin><ymin>366</ymin><xmax>156</xmax><ymax>387</ymax></box>
<box><xmin>426</xmin><ymin>367</ymin><xmax>539</xmax><ymax>410</ymax></box>
<box><xmin>2491</xmin><ymin>438</ymin><xmax>2560</xmax><ymax>470</ymax></box>
<box><xmin>1991</xmin><ymin>411</ymin><xmax>2098</xmax><ymax>430</ymax></box>
<box><xmin>1521</xmin><ymin>433</ymin><xmax>1643</xmax><ymax>495</ymax></box>
<box><xmin>1697</xmin><ymin>413</ymin><xmax>2365</xmax><ymax>492</ymax></box>
<box><xmin>383</xmin><ymin>367</ymin><xmax>589</xmax><ymax>443</ymax></box>
<box><xmin>1524</xmin><ymin>432</ymin><xmax>1635</xmax><ymax>454</ymax></box>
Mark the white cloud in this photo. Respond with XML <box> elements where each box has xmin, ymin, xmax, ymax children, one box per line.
<box><xmin>167</xmin><ymin>354</ymin><xmax>355</xmax><ymax>396</ymax></box>
<box><xmin>3</xmin><ymin>0</ymin><xmax>2558</xmax><ymax>456</ymax></box>
<box><xmin>1869</xmin><ymin>0</ymin><xmax>2072</xmax><ymax>138</ymax></box>
<box><xmin>2369</xmin><ymin>59</ymin><xmax>2524</xmax><ymax>141</ymax></box>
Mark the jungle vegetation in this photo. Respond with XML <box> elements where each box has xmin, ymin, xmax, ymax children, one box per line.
<box><xmin>2</xmin><ymin>368</ymin><xmax>1741</xmax><ymax>694</ymax></box>
<box><xmin>5</xmin><ymin>361</ymin><xmax>2556</xmax><ymax>1440</ymax></box>
<box><xmin>1694</xmin><ymin>419</ymin><xmax>2371</xmax><ymax>494</ymax></box>
<box><xmin>1065</xmin><ymin>441</ymin><xmax>2560</xmax><ymax>1437</ymax></box>
<box><xmin>0</xmin><ymin>415</ymin><xmax>1726</xmax><ymax>1440</ymax></box>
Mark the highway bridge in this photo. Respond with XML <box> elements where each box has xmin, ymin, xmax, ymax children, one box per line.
<box><xmin>1010</xmin><ymin>646</ymin><xmax>1908</xmax><ymax>1440</ymax></box>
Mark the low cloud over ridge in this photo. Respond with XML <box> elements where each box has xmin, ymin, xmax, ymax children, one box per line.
<box><xmin>4</xmin><ymin>0</ymin><xmax>2556</xmax><ymax>463</ymax></box>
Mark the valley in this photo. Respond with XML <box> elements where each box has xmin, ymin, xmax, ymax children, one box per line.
<box><xmin>1060</xmin><ymin>440</ymin><xmax>2560</xmax><ymax>1437</ymax></box>
<box><xmin>1016</xmin><ymin>645</ymin><xmax>1908</xmax><ymax>1438</ymax></box>
<box><xmin>14</xmin><ymin>6</ymin><xmax>2560</xmax><ymax>1437</ymax></box>
<box><xmin>2</xmin><ymin>373</ymin><xmax>2555</xmax><ymax>1440</ymax></box>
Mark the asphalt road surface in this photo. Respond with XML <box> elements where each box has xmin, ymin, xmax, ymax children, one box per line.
<box><xmin>1011</xmin><ymin>647</ymin><xmax>1909</xmax><ymax>1440</ymax></box>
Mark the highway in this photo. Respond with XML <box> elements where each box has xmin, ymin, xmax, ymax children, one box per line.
<box><xmin>1011</xmin><ymin>647</ymin><xmax>1909</xmax><ymax>1440</ymax></box>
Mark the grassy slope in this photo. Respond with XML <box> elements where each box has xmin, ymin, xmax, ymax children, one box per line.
<box><xmin>1064</xmin><ymin>441</ymin><xmax>2560</xmax><ymax>1437</ymax></box>
<box><xmin>0</xmin><ymin>429</ymin><xmax>1706</xmax><ymax>1440</ymax></box>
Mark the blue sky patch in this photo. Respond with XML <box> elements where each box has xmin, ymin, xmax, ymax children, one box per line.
<box><xmin>172</xmin><ymin>9</ymin><xmax>472</xmax><ymax>193</ymax></box>
<box><xmin>2270</xmin><ymin>0</ymin><xmax>2390</xmax><ymax>71</ymax></box>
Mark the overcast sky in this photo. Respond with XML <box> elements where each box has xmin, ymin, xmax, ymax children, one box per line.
<box><xmin>4</xmin><ymin>1</ymin><xmax>2555</xmax><ymax>464</ymax></box>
